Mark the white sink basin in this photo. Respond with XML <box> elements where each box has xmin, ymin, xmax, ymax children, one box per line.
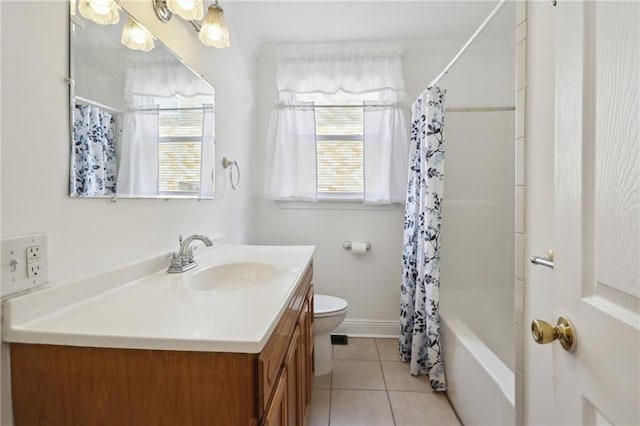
<box><xmin>187</xmin><ymin>262</ymin><xmax>281</xmax><ymax>291</ymax></box>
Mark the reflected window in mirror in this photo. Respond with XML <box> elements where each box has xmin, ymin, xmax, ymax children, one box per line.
<box><xmin>69</xmin><ymin>9</ymin><xmax>215</xmax><ymax>199</ymax></box>
<box><xmin>158</xmin><ymin>95</ymin><xmax>215</xmax><ymax>196</ymax></box>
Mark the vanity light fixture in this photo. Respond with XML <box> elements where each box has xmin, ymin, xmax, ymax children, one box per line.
<box><xmin>152</xmin><ymin>0</ymin><xmax>173</xmax><ymax>23</ymax></box>
<box><xmin>121</xmin><ymin>17</ymin><xmax>155</xmax><ymax>52</ymax></box>
<box><xmin>78</xmin><ymin>0</ymin><xmax>120</xmax><ymax>25</ymax></box>
<box><xmin>153</xmin><ymin>0</ymin><xmax>230</xmax><ymax>49</ymax></box>
<box><xmin>166</xmin><ymin>0</ymin><xmax>204</xmax><ymax>21</ymax></box>
<box><xmin>197</xmin><ymin>1</ymin><xmax>230</xmax><ymax>48</ymax></box>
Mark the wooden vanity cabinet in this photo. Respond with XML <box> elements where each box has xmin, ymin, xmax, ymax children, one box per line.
<box><xmin>263</xmin><ymin>368</ymin><xmax>288</xmax><ymax>426</ymax></box>
<box><xmin>10</xmin><ymin>263</ymin><xmax>314</xmax><ymax>426</ymax></box>
<box><xmin>259</xmin><ymin>273</ymin><xmax>314</xmax><ymax>426</ymax></box>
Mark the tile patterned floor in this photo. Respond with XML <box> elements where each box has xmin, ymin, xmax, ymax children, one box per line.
<box><xmin>308</xmin><ymin>338</ymin><xmax>461</xmax><ymax>426</ymax></box>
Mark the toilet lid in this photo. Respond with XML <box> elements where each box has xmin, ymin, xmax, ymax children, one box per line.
<box><xmin>314</xmin><ymin>295</ymin><xmax>348</xmax><ymax>315</ymax></box>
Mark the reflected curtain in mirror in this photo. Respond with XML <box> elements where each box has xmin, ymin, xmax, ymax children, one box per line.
<box><xmin>117</xmin><ymin>97</ymin><xmax>160</xmax><ymax>197</ymax></box>
<box><xmin>70</xmin><ymin>104</ymin><xmax>117</xmax><ymax>197</ymax></box>
<box><xmin>116</xmin><ymin>62</ymin><xmax>214</xmax><ymax>198</ymax></box>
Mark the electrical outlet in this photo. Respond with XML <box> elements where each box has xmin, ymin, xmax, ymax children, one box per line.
<box><xmin>27</xmin><ymin>262</ymin><xmax>41</xmax><ymax>278</ymax></box>
<box><xmin>1</xmin><ymin>233</ymin><xmax>48</xmax><ymax>297</ymax></box>
<box><xmin>27</xmin><ymin>246</ymin><xmax>41</xmax><ymax>261</ymax></box>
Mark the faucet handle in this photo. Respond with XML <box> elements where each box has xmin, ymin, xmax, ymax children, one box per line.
<box><xmin>168</xmin><ymin>252</ymin><xmax>182</xmax><ymax>268</ymax></box>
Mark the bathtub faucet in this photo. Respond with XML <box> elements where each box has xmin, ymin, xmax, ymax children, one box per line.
<box><xmin>167</xmin><ymin>234</ymin><xmax>213</xmax><ymax>273</ymax></box>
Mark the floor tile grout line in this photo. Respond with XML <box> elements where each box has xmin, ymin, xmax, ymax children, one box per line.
<box><xmin>328</xmin><ymin>343</ymin><xmax>335</xmax><ymax>426</ymax></box>
<box><xmin>328</xmin><ymin>369</ymin><xmax>333</xmax><ymax>426</ymax></box>
<box><xmin>376</xmin><ymin>338</ymin><xmax>397</xmax><ymax>426</ymax></box>
<box><xmin>330</xmin><ymin>388</ymin><xmax>390</xmax><ymax>392</ymax></box>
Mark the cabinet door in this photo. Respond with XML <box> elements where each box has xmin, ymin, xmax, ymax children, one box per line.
<box><xmin>296</xmin><ymin>315</ymin><xmax>308</xmax><ymax>424</ymax></box>
<box><xmin>303</xmin><ymin>286</ymin><xmax>314</xmax><ymax>403</ymax></box>
<box><xmin>298</xmin><ymin>302</ymin><xmax>309</xmax><ymax>410</ymax></box>
<box><xmin>285</xmin><ymin>325</ymin><xmax>302</xmax><ymax>426</ymax></box>
<box><xmin>263</xmin><ymin>368</ymin><xmax>287</xmax><ymax>426</ymax></box>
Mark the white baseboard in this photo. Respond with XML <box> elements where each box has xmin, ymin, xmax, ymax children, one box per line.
<box><xmin>333</xmin><ymin>319</ymin><xmax>400</xmax><ymax>338</ymax></box>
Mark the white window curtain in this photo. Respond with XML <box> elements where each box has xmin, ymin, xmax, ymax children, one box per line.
<box><xmin>200</xmin><ymin>107</ymin><xmax>215</xmax><ymax>197</ymax></box>
<box><xmin>117</xmin><ymin>96</ymin><xmax>159</xmax><ymax>197</ymax></box>
<box><xmin>267</xmin><ymin>98</ymin><xmax>318</xmax><ymax>201</ymax></box>
<box><xmin>266</xmin><ymin>51</ymin><xmax>408</xmax><ymax>204</ymax></box>
<box><xmin>116</xmin><ymin>62</ymin><xmax>215</xmax><ymax>198</ymax></box>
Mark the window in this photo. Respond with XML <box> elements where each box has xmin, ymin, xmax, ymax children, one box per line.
<box><xmin>156</xmin><ymin>95</ymin><xmax>214</xmax><ymax>196</ymax></box>
<box><xmin>267</xmin><ymin>51</ymin><xmax>408</xmax><ymax>205</ymax></box>
<box><xmin>296</xmin><ymin>92</ymin><xmax>380</xmax><ymax>199</ymax></box>
<box><xmin>157</xmin><ymin>95</ymin><xmax>210</xmax><ymax>195</ymax></box>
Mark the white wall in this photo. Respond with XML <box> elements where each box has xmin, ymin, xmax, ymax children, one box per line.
<box><xmin>0</xmin><ymin>1</ymin><xmax>4</xmax><ymax>422</ymax></box>
<box><xmin>0</xmin><ymin>1</ymin><xmax>259</xmax><ymax>423</ymax></box>
<box><xmin>250</xmin><ymin>38</ymin><xmax>515</xmax><ymax>333</ymax></box>
<box><xmin>441</xmin><ymin>112</ymin><xmax>514</xmax><ymax>293</ymax></box>
<box><xmin>440</xmin><ymin>110</ymin><xmax>515</xmax><ymax>370</ymax></box>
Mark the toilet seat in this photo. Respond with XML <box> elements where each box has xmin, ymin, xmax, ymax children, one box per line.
<box><xmin>314</xmin><ymin>295</ymin><xmax>348</xmax><ymax>318</ymax></box>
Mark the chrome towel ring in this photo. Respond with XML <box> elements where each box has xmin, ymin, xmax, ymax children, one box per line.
<box><xmin>222</xmin><ymin>157</ymin><xmax>240</xmax><ymax>190</ymax></box>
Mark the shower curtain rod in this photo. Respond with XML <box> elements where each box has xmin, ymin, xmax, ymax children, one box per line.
<box><xmin>74</xmin><ymin>96</ymin><xmax>213</xmax><ymax>114</ymax></box>
<box><xmin>74</xmin><ymin>96</ymin><xmax>124</xmax><ymax>114</ymax></box>
<box><xmin>135</xmin><ymin>106</ymin><xmax>214</xmax><ymax>112</ymax></box>
<box><xmin>279</xmin><ymin>103</ymin><xmax>514</xmax><ymax>112</ymax></box>
<box><xmin>425</xmin><ymin>0</ymin><xmax>509</xmax><ymax>91</ymax></box>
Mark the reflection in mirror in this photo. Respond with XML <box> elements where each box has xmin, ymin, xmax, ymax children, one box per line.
<box><xmin>69</xmin><ymin>9</ymin><xmax>215</xmax><ymax>199</ymax></box>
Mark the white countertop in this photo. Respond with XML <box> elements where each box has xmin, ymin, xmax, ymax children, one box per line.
<box><xmin>2</xmin><ymin>245</ymin><xmax>314</xmax><ymax>353</ymax></box>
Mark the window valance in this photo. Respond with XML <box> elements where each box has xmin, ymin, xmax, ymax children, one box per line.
<box><xmin>124</xmin><ymin>62</ymin><xmax>214</xmax><ymax>99</ymax></box>
<box><xmin>276</xmin><ymin>51</ymin><xmax>405</xmax><ymax>95</ymax></box>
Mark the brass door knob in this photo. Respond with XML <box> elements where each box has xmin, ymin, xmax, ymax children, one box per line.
<box><xmin>531</xmin><ymin>316</ymin><xmax>577</xmax><ymax>352</ymax></box>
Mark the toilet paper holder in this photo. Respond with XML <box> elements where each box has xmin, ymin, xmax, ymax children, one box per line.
<box><xmin>343</xmin><ymin>241</ymin><xmax>372</xmax><ymax>251</ymax></box>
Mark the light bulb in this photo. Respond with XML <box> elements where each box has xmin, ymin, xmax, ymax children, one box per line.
<box><xmin>166</xmin><ymin>0</ymin><xmax>203</xmax><ymax>20</ymax></box>
<box><xmin>198</xmin><ymin>3</ymin><xmax>229</xmax><ymax>48</ymax></box>
<box><xmin>121</xmin><ymin>17</ymin><xmax>155</xmax><ymax>52</ymax></box>
<box><xmin>89</xmin><ymin>0</ymin><xmax>110</xmax><ymax>15</ymax></box>
<box><xmin>78</xmin><ymin>0</ymin><xmax>119</xmax><ymax>25</ymax></box>
<box><xmin>205</xmin><ymin>25</ymin><xmax>223</xmax><ymax>41</ymax></box>
<box><xmin>176</xmin><ymin>0</ymin><xmax>195</xmax><ymax>11</ymax></box>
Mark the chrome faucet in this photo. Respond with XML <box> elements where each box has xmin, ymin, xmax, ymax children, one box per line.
<box><xmin>167</xmin><ymin>234</ymin><xmax>213</xmax><ymax>273</ymax></box>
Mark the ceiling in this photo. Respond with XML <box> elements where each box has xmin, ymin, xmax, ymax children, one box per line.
<box><xmin>236</xmin><ymin>1</ymin><xmax>517</xmax><ymax>44</ymax></box>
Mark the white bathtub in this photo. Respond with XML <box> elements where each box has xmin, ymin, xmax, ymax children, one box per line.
<box><xmin>441</xmin><ymin>312</ymin><xmax>515</xmax><ymax>426</ymax></box>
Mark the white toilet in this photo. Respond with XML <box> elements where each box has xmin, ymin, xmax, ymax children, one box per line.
<box><xmin>313</xmin><ymin>294</ymin><xmax>349</xmax><ymax>376</ymax></box>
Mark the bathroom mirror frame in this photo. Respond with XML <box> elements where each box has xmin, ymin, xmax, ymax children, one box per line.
<box><xmin>68</xmin><ymin>7</ymin><xmax>216</xmax><ymax>200</ymax></box>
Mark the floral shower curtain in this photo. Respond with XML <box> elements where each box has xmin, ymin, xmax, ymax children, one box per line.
<box><xmin>399</xmin><ymin>85</ymin><xmax>447</xmax><ymax>391</ymax></box>
<box><xmin>70</xmin><ymin>104</ymin><xmax>117</xmax><ymax>197</ymax></box>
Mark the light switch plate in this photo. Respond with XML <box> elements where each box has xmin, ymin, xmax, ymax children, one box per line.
<box><xmin>1</xmin><ymin>233</ymin><xmax>48</xmax><ymax>297</ymax></box>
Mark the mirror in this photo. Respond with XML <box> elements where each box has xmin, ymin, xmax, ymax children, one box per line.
<box><xmin>69</xmin><ymin>9</ymin><xmax>215</xmax><ymax>199</ymax></box>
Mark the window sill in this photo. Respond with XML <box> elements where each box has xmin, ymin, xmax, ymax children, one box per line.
<box><xmin>276</xmin><ymin>199</ymin><xmax>399</xmax><ymax>211</ymax></box>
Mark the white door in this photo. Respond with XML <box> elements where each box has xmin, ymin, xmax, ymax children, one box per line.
<box><xmin>537</xmin><ymin>1</ymin><xmax>640</xmax><ymax>424</ymax></box>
